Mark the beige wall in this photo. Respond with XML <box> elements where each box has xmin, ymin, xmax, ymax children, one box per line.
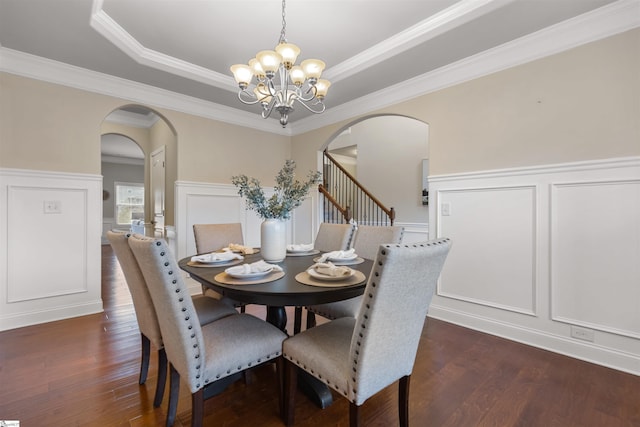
<box><xmin>292</xmin><ymin>29</ymin><xmax>640</xmax><ymax>175</ymax></box>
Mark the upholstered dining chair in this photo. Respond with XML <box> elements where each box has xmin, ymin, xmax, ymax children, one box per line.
<box><xmin>128</xmin><ymin>234</ymin><xmax>287</xmax><ymax>427</ymax></box>
<box><xmin>294</xmin><ymin>222</ymin><xmax>357</xmax><ymax>333</ymax></box>
<box><xmin>106</xmin><ymin>230</ymin><xmax>237</xmax><ymax>408</ymax></box>
<box><xmin>193</xmin><ymin>223</ymin><xmax>244</xmax><ymax>254</ymax></box>
<box><xmin>192</xmin><ymin>223</ymin><xmax>246</xmax><ymax>310</ymax></box>
<box><xmin>282</xmin><ymin>238</ymin><xmax>451</xmax><ymax>427</ymax></box>
<box><xmin>306</xmin><ymin>225</ymin><xmax>405</xmax><ymax>323</ymax></box>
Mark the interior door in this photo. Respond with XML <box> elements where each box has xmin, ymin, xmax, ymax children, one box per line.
<box><xmin>151</xmin><ymin>146</ymin><xmax>165</xmax><ymax>237</ymax></box>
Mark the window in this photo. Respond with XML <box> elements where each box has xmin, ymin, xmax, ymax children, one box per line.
<box><xmin>115</xmin><ymin>182</ymin><xmax>144</xmax><ymax>226</ymax></box>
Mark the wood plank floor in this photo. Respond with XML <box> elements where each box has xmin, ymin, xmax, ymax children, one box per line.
<box><xmin>0</xmin><ymin>245</ymin><xmax>638</xmax><ymax>426</ymax></box>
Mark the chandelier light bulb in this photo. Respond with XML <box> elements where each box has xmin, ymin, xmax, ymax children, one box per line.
<box><xmin>300</xmin><ymin>59</ymin><xmax>325</xmax><ymax>80</ymax></box>
<box><xmin>275</xmin><ymin>42</ymin><xmax>301</xmax><ymax>69</ymax></box>
<box><xmin>289</xmin><ymin>66</ymin><xmax>306</xmax><ymax>86</ymax></box>
<box><xmin>256</xmin><ymin>50</ymin><xmax>282</xmax><ymax>76</ymax></box>
<box><xmin>315</xmin><ymin>79</ymin><xmax>331</xmax><ymax>99</ymax></box>
<box><xmin>230</xmin><ymin>64</ymin><xmax>253</xmax><ymax>88</ymax></box>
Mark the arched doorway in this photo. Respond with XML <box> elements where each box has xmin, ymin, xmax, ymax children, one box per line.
<box><xmin>323</xmin><ymin>114</ymin><xmax>430</xmax><ymax>242</ymax></box>
<box><xmin>100</xmin><ymin>105</ymin><xmax>177</xmax><ymax>244</ymax></box>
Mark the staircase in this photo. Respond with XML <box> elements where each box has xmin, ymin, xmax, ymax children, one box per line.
<box><xmin>319</xmin><ymin>149</ymin><xmax>395</xmax><ymax>226</ymax></box>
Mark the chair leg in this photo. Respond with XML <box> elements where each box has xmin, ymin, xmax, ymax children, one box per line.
<box><xmin>349</xmin><ymin>402</ymin><xmax>361</xmax><ymax>427</ymax></box>
<box><xmin>275</xmin><ymin>357</ymin><xmax>285</xmax><ymax>416</ymax></box>
<box><xmin>399</xmin><ymin>375</ymin><xmax>410</xmax><ymax>427</ymax></box>
<box><xmin>294</xmin><ymin>307</ymin><xmax>302</xmax><ymax>334</ymax></box>
<box><xmin>191</xmin><ymin>389</ymin><xmax>204</xmax><ymax>427</ymax></box>
<box><xmin>139</xmin><ymin>333</ymin><xmax>151</xmax><ymax>385</ymax></box>
<box><xmin>166</xmin><ymin>364</ymin><xmax>181</xmax><ymax>427</ymax></box>
<box><xmin>306</xmin><ymin>311</ymin><xmax>316</xmax><ymax>329</ymax></box>
<box><xmin>154</xmin><ymin>348</ymin><xmax>168</xmax><ymax>407</ymax></box>
<box><xmin>282</xmin><ymin>359</ymin><xmax>298</xmax><ymax>426</ymax></box>
<box><xmin>240</xmin><ymin>305</ymin><xmax>246</xmax><ymax>313</ymax></box>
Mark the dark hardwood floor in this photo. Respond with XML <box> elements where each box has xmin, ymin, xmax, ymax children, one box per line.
<box><xmin>0</xmin><ymin>245</ymin><xmax>638</xmax><ymax>426</ymax></box>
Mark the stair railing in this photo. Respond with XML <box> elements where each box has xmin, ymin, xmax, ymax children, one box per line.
<box><xmin>320</xmin><ymin>149</ymin><xmax>395</xmax><ymax>226</ymax></box>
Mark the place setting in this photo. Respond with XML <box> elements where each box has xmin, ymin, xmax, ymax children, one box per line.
<box><xmin>187</xmin><ymin>250</ymin><xmax>245</xmax><ymax>268</ymax></box>
<box><xmin>295</xmin><ymin>261</ymin><xmax>366</xmax><ymax>288</ymax></box>
<box><xmin>215</xmin><ymin>260</ymin><xmax>285</xmax><ymax>285</ymax></box>
<box><xmin>286</xmin><ymin>243</ymin><xmax>320</xmax><ymax>257</ymax></box>
<box><xmin>313</xmin><ymin>248</ymin><xmax>365</xmax><ymax>265</ymax></box>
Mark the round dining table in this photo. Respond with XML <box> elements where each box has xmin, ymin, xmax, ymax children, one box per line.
<box><xmin>178</xmin><ymin>251</ymin><xmax>372</xmax><ymax>331</ymax></box>
<box><xmin>178</xmin><ymin>250</ymin><xmax>373</xmax><ymax>409</ymax></box>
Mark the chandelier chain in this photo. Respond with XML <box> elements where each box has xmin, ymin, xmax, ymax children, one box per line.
<box><xmin>279</xmin><ymin>0</ymin><xmax>287</xmax><ymax>44</ymax></box>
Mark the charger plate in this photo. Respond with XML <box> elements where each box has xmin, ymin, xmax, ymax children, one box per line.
<box><xmin>295</xmin><ymin>270</ymin><xmax>366</xmax><ymax>288</ymax></box>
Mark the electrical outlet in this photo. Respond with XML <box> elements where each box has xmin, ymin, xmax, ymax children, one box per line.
<box><xmin>44</xmin><ymin>200</ymin><xmax>61</xmax><ymax>214</ymax></box>
<box><xmin>441</xmin><ymin>202</ymin><xmax>451</xmax><ymax>216</ymax></box>
<box><xmin>570</xmin><ymin>325</ymin><xmax>595</xmax><ymax>342</ymax></box>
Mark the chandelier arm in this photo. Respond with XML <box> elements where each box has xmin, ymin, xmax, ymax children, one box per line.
<box><xmin>237</xmin><ymin>89</ymin><xmax>261</xmax><ymax>105</ymax></box>
<box><xmin>261</xmin><ymin>97</ymin><xmax>278</xmax><ymax>119</ymax></box>
<box><xmin>294</xmin><ymin>84</ymin><xmax>318</xmax><ymax>102</ymax></box>
<box><xmin>293</xmin><ymin>98</ymin><xmax>326</xmax><ymax>114</ymax></box>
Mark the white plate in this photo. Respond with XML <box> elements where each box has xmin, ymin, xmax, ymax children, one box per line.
<box><xmin>327</xmin><ymin>254</ymin><xmax>358</xmax><ymax>262</ymax></box>
<box><xmin>225</xmin><ymin>268</ymin><xmax>273</xmax><ymax>279</ymax></box>
<box><xmin>193</xmin><ymin>256</ymin><xmax>243</xmax><ymax>265</ymax></box>
<box><xmin>307</xmin><ymin>267</ymin><xmax>354</xmax><ymax>282</ymax></box>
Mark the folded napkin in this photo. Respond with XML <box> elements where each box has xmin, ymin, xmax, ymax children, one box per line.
<box><xmin>191</xmin><ymin>251</ymin><xmax>243</xmax><ymax>263</ymax></box>
<box><xmin>227</xmin><ymin>243</ymin><xmax>258</xmax><ymax>255</ymax></box>
<box><xmin>226</xmin><ymin>260</ymin><xmax>283</xmax><ymax>275</ymax></box>
<box><xmin>318</xmin><ymin>248</ymin><xmax>357</xmax><ymax>263</ymax></box>
<box><xmin>312</xmin><ymin>262</ymin><xmax>353</xmax><ymax>277</ymax></box>
<box><xmin>287</xmin><ymin>243</ymin><xmax>314</xmax><ymax>252</ymax></box>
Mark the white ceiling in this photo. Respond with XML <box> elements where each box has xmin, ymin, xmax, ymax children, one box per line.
<box><xmin>0</xmin><ymin>0</ymin><xmax>636</xmax><ymax>138</ymax></box>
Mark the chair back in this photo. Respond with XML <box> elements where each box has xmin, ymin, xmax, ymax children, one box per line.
<box><xmin>313</xmin><ymin>223</ymin><xmax>356</xmax><ymax>252</ymax></box>
<box><xmin>349</xmin><ymin>238</ymin><xmax>451</xmax><ymax>405</ymax></box>
<box><xmin>193</xmin><ymin>223</ymin><xmax>244</xmax><ymax>254</ymax></box>
<box><xmin>106</xmin><ymin>230</ymin><xmax>163</xmax><ymax>349</ymax></box>
<box><xmin>128</xmin><ymin>234</ymin><xmax>205</xmax><ymax>393</ymax></box>
<box><xmin>351</xmin><ymin>225</ymin><xmax>404</xmax><ymax>260</ymax></box>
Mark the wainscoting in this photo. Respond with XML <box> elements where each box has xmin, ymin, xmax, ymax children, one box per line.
<box><xmin>0</xmin><ymin>168</ymin><xmax>103</xmax><ymax>331</ymax></box>
<box><xmin>428</xmin><ymin>157</ymin><xmax>640</xmax><ymax>375</ymax></box>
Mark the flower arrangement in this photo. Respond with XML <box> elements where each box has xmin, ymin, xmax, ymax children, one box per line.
<box><xmin>231</xmin><ymin>160</ymin><xmax>322</xmax><ymax>220</ymax></box>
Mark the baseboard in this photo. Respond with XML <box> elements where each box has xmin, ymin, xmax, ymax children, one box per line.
<box><xmin>0</xmin><ymin>300</ymin><xmax>104</xmax><ymax>332</ymax></box>
<box><xmin>428</xmin><ymin>305</ymin><xmax>640</xmax><ymax>376</ymax></box>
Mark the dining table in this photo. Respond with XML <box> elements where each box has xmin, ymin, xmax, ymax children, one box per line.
<box><xmin>178</xmin><ymin>248</ymin><xmax>373</xmax><ymax>408</ymax></box>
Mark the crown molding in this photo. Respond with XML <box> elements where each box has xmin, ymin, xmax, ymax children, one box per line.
<box><xmin>89</xmin><ymin>0</ymin><xmax>236</xmax><ymax>92</ymax></box>
<box><xmin>325</xmin><ymin>0</ymin><xmax>514</xmax><ymax>82</ymax></box>
<box><xmin>0</xmin><ymin>47</ymin><xmax>290</xmax><ymax>135</ymax></box>
<box><xmin>291</xmin><ymin>0</ymin><xmax>640</xmax><ymax>135</ymax></box>
<box><xmin>1</xmin><ymin>0</ymin><xmax>637</xmax><ymax>137</ymax></box>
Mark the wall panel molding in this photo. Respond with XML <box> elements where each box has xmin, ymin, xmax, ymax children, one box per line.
<box><xmin>0</xmin><ymin>168</ymin><xmax>103</xmax><ymax>331</ymax></box>
<box><xmin>428</xmin><ymin>156</ymin><xmax>640</xmax><ymax>375</ymax></box>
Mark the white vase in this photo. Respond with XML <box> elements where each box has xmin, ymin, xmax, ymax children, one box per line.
<box><xmin>261</xmin><ymin>218</ymin><xmax>286</xmax><ymax>263</ymax></box>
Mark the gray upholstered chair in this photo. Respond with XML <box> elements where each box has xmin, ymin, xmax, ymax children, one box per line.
<box><xmin>193</xmin><ymin>223</ymin><xmax>244</xmax><ymax>254</ymax></box>
<box><xmin>313</xmin><ymin>222</ymin><xmax>356</xmax><ymax>252</ymax></box>
<box><xmin>106</xmin><ymin>230</ymin><xmax>237</xmax><ymax>408</ymax></box>
<box><xmin>306</xmin><ymin>225</ymin><xmax>405</xmax><ymax>322</ymax></box>
<box><xmin>294</xmin><ymin>222</ymin><xmax>357</xmax><ymax>333</ymax></box>
<box><xmin>128</xmin><ymin>234</ymin><xmax>287</xmax><ymax>427</ymax></box>
<box><xmin>282</xmin><ymin>238</ymin><xmax>451</xmax><ymax>427</ymax></box>
<box><xmin>192</xmin><ymin>223</ymin><xmax>246</xmax><ymax>309</ymax></box>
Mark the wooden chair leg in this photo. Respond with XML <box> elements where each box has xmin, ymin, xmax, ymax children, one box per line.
<box><xmin>399</xmin><ymin>375</ymin><xmax>410</xmax><ymax>427</ymax></box>
<box><xmin>240</xmin><ymin>305</ymin><xmax>246</xmax><ymax>313</ymax></box>
<box><xmin>283</xmin><ymin>360</ymin><xmax>298</xmax><ymax>426</ymax></box>
<box><xmin>275</xmin><ymin>357</ymin><xmax>285</xmax><ymax>416</ymax></box>
<box><xmin>294</xmin><ymin>307</ymin><xmax>302</xmax><ymax>334</ymax></box>
<box><xmin>306</xmin><ymin>311</ymin><xmax>316</xmax><ymax>329</ymax></box>
<box><xmin>153</xmin><ymin>348</ymin><xmax>168</xmax><ymax>407</ymax></box>
<box><xmin>349</xmin><ymin>402</ymin><xmax>361</xmax><ymax>427</ymax></box>
<box><xmin>139</xmin><ymin>333</ymin><xmax>151</xmax><ymax>384</ymax></box>
<box><xmin>166</xmin><ymin>364</ymin><xmax>181</xmax><ymax>427</ymax></box>
<box><xmin>191</xmin><ymin>389</ymin><xmax>204</xmax><ymax>427</ymax></box>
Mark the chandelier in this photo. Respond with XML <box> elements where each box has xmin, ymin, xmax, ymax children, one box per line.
<box><xmin>230</xmin><ymin>0</ymin><xmax>330</xmax><ymax>127</ymax></box>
